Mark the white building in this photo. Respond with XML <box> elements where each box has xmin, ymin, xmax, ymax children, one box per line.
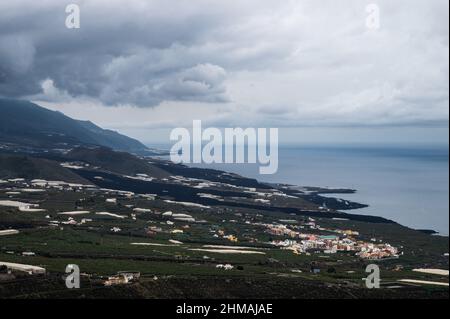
<box><xmin>0</xmin><ymin>262</ymin><xmax>46</xmax><ymax>275</ymax></box>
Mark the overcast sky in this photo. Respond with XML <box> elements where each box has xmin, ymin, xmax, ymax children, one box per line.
<box><xmin>0</xmin><ymin>0</ymin><xmax>448</xmax><ymax>145</ymax></box>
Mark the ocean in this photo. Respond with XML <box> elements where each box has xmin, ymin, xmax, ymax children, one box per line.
<box><xmin>153</xmin><ymin>143</ymin><xmax>449</xmax><ymax>235</ymax></box>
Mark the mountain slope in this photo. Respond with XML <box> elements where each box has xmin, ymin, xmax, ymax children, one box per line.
<box><xmin>76</xmin><ymin>120</ymin><xmax>146</xmax><ymax>152</ymax></box>
<box><xmin>65</xmin><ymin>147</ymin><xmax>170</xmax><ymax>178</ymax></box>
<box><xmin>0</xmin><ymin>98</ymin><xmax>148</xmax><ymax>153</ymax></box>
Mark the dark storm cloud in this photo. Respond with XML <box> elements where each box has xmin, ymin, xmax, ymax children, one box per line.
<box><xmin>0</xmin><ymin>0</ymin><xmax>448</xmax><ymax>127</ymax></box>
<box><xmin>0</xmin><ymin>0</ymin><xmax>253</xmax><ymax>106</ymax></box>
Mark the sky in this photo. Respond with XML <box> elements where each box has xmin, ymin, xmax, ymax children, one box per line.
<box><xmin>0</xmin><ymin>0</ymin><xmax>448</xmax><ymax>146</ymax></box>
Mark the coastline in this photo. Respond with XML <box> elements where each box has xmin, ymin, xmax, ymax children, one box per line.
<box><xmin>171</xmin><ymin>144</ymin><xmax>448</xmax><ymax>236</ymax></box>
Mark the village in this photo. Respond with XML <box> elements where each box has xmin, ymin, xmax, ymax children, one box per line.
<box><xmin>263</xmin><ymin>221</ymin><xmax>399</xmax><ymax>259</ymax></box>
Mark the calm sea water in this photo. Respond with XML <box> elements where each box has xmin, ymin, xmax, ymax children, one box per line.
<box><xmin>153</xmin><ymin>144</ymin><xmax>449</xmax><ymax>235</ymax></box>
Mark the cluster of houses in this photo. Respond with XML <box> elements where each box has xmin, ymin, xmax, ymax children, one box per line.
<box><xmin>103</xmin><ymin>271</ymin><xmax>141</xmax><ymax>286</ymax></box>
<box><xmin>356</xmin><ymin>243</ymin><xmax>399</xmax><ymax>260</ymax></box>
<box><xmin>216</xmin><ymin>264</ymin><xmax>234</xmax><ymax>270</ymax></box>
<box><xmin>263</xmin><ymin>220</ymin><xmax>399</xmax><ymax>260</ymax></box>
<box><xmin>212</xmin><ymin>229</ymin><xmax>238</xmax><ymax>242</ymax></box>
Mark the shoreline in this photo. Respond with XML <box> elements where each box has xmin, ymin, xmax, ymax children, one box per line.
<box><xmin>180</xmin><ymin>164</ymin><xmax>446</xmax><ymax>236</ymax></box>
